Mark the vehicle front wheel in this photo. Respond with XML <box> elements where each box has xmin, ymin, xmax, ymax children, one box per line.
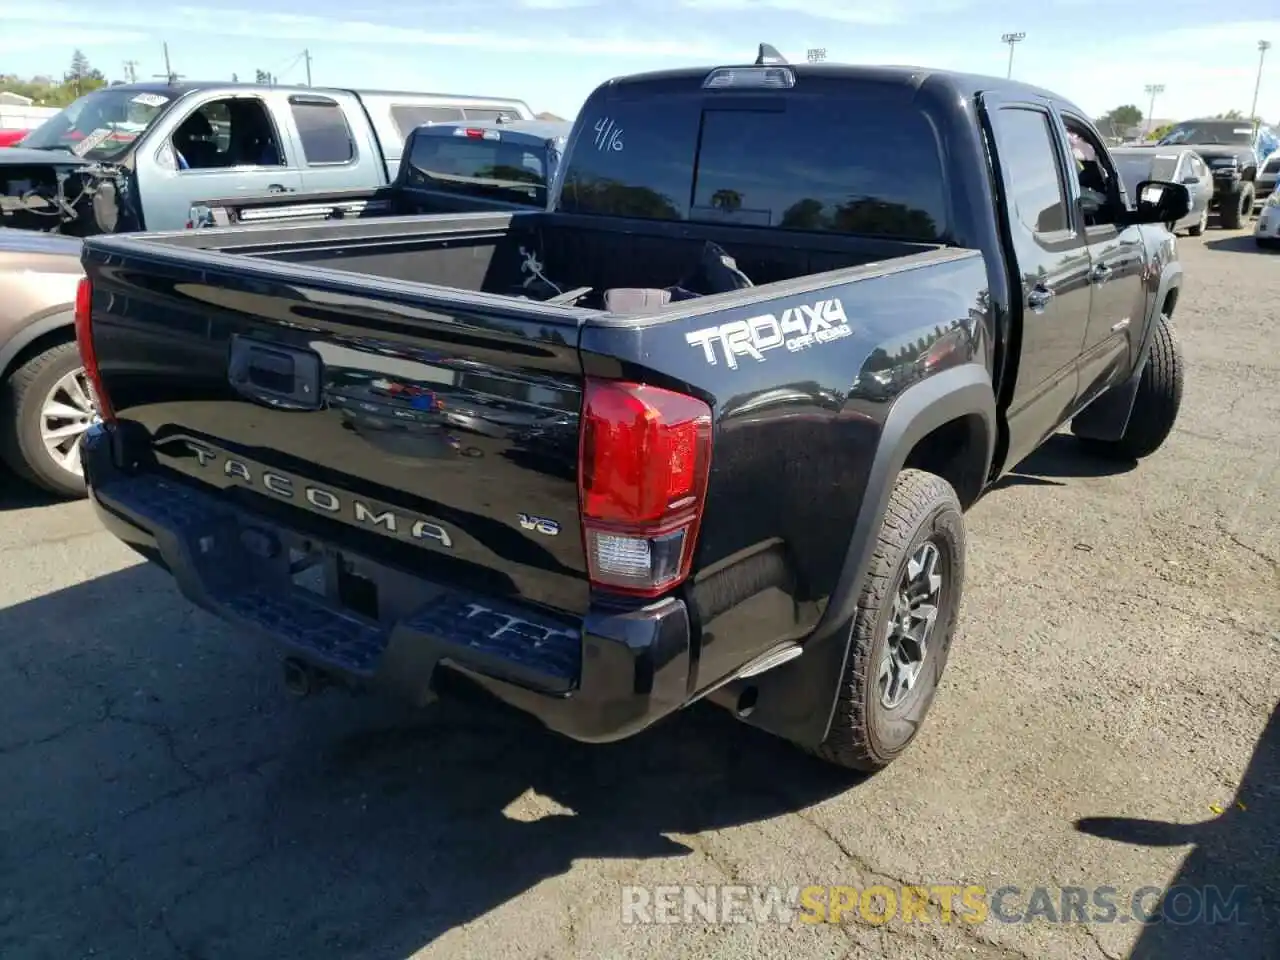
<box><xmin>1073</xmin><ymin>313</ymin><xmax>1183</xmax><ymax>461</ymax></box>
<box><xmin>810</xmin><ymin>469</ymin><xmax>965</xmax><ymax>772</ymax></box>
<box><xmin>0</xmin><ymin>341</ymin><xmax>98</xmax><ymax>498</ymax></box>
<box><xmin>1219</xmin><ymin>185</ymin><xmax>1253</xmax><ymax>229</ymax></box>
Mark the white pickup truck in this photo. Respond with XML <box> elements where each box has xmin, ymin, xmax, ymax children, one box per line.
<box><xmin>1</xmin><ymin>81</ymin><xmax>534</xmax><ymax>235</ymax></box>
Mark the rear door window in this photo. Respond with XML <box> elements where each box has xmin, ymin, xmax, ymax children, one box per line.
<box><xmin>289</xmin><ymin>96</ymin><xmax>355</xmax><ymax>164</ymax></box>
<box><xmin>559</xmin><ymin>93</ymin><xmax>948</xmax><ymax>240</ymax></box>
<box><xmin>989</xmin><ymin>107</ymin><xmax>1070</xmax><ymax>235</ymax></box>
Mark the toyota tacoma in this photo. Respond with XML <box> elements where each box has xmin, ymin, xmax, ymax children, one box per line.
<box><xmin>74</xmin><ymin>51</ymin><xmax>1189</xmax><ymax>771</ymax></box>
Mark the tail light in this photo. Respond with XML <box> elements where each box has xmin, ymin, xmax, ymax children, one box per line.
<box><xmin>578</xmin><ymin>378</ymin><xmax>713</xmax><ymax>597</ymax></box>
<box><xmin>73</xmin><ymin>276</ymin><xmax>116</xmax><ymax>423</ymax></box>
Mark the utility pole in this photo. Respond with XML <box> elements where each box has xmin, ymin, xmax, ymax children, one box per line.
<box><xmin>1001</xmin><ymin>32</ymin><xmax>1026</xmax><ymax>79</ymax></box>
<box><xmin>152</xmin><ymin>41</ymin><xmax>184</xmax><ymax>83</ymax></box>
<box><xmin>304</xmin><ymin>48</ymin><xmax>313</xmax><ymax>86</ymax></box>
<box><xmin>1250</xmin><ymin>40</ymin><xmax>1271</xmax><ymax>129</ymax></box>
<box><xmin>122</xmin><ymin>60</ymin><xmax>139</xmax><ymax>83</ymax></box>
<box><xmin>1144</xmin><ymin>84</ymin><xmax>1165</xmax><ymax>138</ymax></box>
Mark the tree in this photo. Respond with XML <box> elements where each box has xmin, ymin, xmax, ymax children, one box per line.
<box><xmin>1215</xmin><ymin>109</ymin><xmax>1245</xmax><ymax>120</ymax></box>
<box><xmin>61</xmin><ymin>49</ymin><xmax>106</xmax><ymax>99</ymax></box>
<box><xmin>1147</xmin><ymin>122</ymin><xmax>1175</xmax><ymax>142</ymax></box>
<box><xmin>1103</xmin><ymin>104</ymin><xmax>1143</xmax><ymax>130</ymax></box>
<box><xmin>254</xmin><ymin>69</ymin><xmax>276</xmax><ymax>85</ymax></box>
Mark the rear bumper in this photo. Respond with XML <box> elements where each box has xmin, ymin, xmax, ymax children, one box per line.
<box><xmin>82</xmin><ymin>424</ymin><xmax>694</xmax><ymax>743</ymax></box>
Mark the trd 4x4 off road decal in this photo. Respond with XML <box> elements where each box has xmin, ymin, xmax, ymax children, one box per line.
<box><xmin>684</xmin><ymin>298</ymin><xmax>852</xmax><ymax>368</ymax></box>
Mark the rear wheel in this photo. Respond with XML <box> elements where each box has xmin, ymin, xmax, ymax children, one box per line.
<box><xmin>0</xmin><ymin>341</ymin><xmax>98</xmax><ymax>498</ymax></box>
<box><xmin>1073</xmin><ymin>313</ymin><xmax>1183</xmax><ymax>461</ymax></box>
<box><xmin>809</xmin><ymin>469</ymin><xmax>965</xmax><ymax>772</ymax></box>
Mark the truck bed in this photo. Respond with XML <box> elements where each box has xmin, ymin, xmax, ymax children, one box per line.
<box><xmin>133</xmin><ymin>210</ymin><xmax>948</xmax><ymax>301</ymax></box>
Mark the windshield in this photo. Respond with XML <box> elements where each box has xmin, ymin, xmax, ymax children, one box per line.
<box><xmin>1113</xmin><ymin>154</ymin><xmax>1180</xmax><ymax>197</ymax></box>
<box><xmin>1157</xmin><ymin>121</ymin><xmax>1254</xmax><ymax>146</ymax></box>
<box><xmin>403</xmin><ymin>131</ymin><xmax>551</xmax><ymax>207</ymax></box>
<box><xmin>19</xmin><ymin>88</ymin><xmax>174</xmax><ymax>160</ymax></box>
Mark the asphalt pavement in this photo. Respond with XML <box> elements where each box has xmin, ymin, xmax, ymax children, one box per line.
<box><xmin>0</xmin><ymin>228</ymin><xmax>1276</xmax><ymax>960</ymax></box>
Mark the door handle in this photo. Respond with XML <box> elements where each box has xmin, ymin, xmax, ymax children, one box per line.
<box><xmin>266</xmin><ymin>183</ymin><xmax>294</xmax><ymax>194</ymax></box>
<box><xmin>1090</xmin><ymin>263</ymin><xmax>1113</xmax><ymax>283</ymax></box>
<box><xmin>1027</xmin><ymin>285</ymin><xmax>1054</xmax><ymax>311</ymax></box>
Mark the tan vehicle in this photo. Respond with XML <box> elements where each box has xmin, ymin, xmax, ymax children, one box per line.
<box><xmin>0</xmin><ymin>228</ymin><xmax>94</xmax><ymax>497</ymax></box>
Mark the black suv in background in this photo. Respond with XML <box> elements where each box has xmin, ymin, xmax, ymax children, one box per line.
<box><xmin>1156</xmin><ymin>118</ymin><xmax>1280</xmax><ymax>228</ymax></box>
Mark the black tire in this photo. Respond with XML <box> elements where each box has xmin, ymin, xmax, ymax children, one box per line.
<box><xmin>1219</xmin><ymin>185</ymin><xmax>1252</xmax><ymax>229</ymax></box>
<box><xmin>1073</xmin><ymin>313</ymin><xmax>1183</xmax><ymax>461</ymax></box>
<box><xmin>0</xmin><ymin>341</ymin><xmax>93</xmax><ymax>499</ymax></box>
<box><xmin>810</xmin><ymin>469</ymin><xmax>965</xmax><ymax>772</ymax></box>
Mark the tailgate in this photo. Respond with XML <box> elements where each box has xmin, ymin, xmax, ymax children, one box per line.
<box><xmin>85</xmin><ymin>251</ymin><xmax>590</xmax><ymax>619</ymax></box>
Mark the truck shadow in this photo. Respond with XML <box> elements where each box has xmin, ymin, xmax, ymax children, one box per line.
<box><xmin>990</xmin><ymin>433</ymin><xmax>1137</xmax><ymax>492</ymax></box>
<box><xmin>0</xmin><ymin>563</ymin><xmax>860</xmax><ymax>959</ymax></box>
<box><xmin>1203</xmin><ymin>235</ymin><xmax>1273</xmax><ymax>254</ymax></box>
<box><xmin>1075</xmin><ymin>700</ymin><xmax>1278</xmax><ymax>959</ymax></box>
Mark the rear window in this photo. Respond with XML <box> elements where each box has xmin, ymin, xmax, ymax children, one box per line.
<box><xmin>389</xmin><ymin>105</ymin><xmax>464</xmax><ymax>138</ymax></box>
<box><xmin>1113</xmin><ymin>153</ymin><xmax>1180</xmax><ymax>196</ymax></box>
<box><xmin>559</xmin><ymin>92</ymin><xmax>948</xmax><ymax>240</ymax></box>
<box><xmin>404</xmin><ymin>132</ymin><xmax>547</xmax><ymax>206</ymax></box>
<box><xmin>464</xmin><ymin>108</ymin><xmax>518</xmax><ymax>122</ymax></box>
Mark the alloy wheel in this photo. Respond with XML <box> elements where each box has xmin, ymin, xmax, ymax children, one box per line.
<box><xmin>40</xmin><ymin>367</ymin><xmax>100</xmax><ymax>478</ymax></box>
<box><xmin>878</xmin><ymin>539</ymin><xmax>944</xmax><ymax>709</ymax></box>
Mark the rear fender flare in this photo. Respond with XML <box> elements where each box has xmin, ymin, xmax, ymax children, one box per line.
<box><xmin>723</xmin><ymin>363</ymin><xmax>997</xmax><ymax>747</ymax></box>
<box><xmin>0</xmin><ymin>308</ymin><xmax>76</xmax><ymax>381</ymax></box>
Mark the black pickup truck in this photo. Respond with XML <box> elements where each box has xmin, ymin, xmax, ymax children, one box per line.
<box><xmin>75</xmin><ymin>52</ymin><xmax>1190</xmax><ymax>771</ymax></box>
<box><xmin>186</xmin><ymin>118</ymin><xmax>571</xmax><ymax>229</ymax></box>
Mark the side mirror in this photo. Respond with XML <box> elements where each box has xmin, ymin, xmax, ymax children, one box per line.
<box><xmin>1132</xmin><ymin>180</ymin><xmax>1191</xmax><ymax>225</ymax></box>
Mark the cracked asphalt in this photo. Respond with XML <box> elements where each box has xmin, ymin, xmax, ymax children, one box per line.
<box><xmin>1</xmin><ymin>228</ymin><xmax>1277</xmax><ymax>960</ymax></box>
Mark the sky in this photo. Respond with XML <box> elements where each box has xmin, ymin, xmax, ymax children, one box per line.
<box><xmin>2</xmin><ymin>0</ymin><xmax>1278</xmax><ymax>124</ymax></box>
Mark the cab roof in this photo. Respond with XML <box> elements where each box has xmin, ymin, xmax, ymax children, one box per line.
<box><xmin>597</xmin><ymin>61</ymin><xmax>1089</xmax><ymax>120</ymax></box>
<box><xmin>99</xmin><ymin>81</ymin><xmax>529</xmax><ymax>104</ymax></box>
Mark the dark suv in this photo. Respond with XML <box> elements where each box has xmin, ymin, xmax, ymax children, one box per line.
<box><xmin>1156</xmin><ymin>119</ymin><xmax>1280</xmax><ymax>227</ymax></box>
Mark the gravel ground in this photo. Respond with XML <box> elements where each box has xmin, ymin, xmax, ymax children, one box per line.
<box><xmin>0</xmin><ymin>228</ymin><xmax>1276</xmax><ymax>960</ymax></box>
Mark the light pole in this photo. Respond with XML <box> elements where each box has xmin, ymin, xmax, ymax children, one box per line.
<box><xmin>1144</xmin><ymin>84</ymin><xmax>1165</xmax><ymax>138</ymax></box>
<box><xmin>1001</xmin><ymin>32</ymin><xmax>1025</xmax><ymax>79</ymax></box>
<box><xmin>1250</xmin><ymin>40</ymin><xmax>1271</xmax><ymax>129</ymax></box>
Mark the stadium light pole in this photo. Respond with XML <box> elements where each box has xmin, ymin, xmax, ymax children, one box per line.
<box><xmin>1001</xmin><ymin>32</ymin><xmax>1025</xmax><ymax>79</ymax></box>
<box><xmin>1250</xmin><ymin>40</ymin><xmax>1271</xmax><ymax>129</ymax></box>
<box><xmin>1145</xmin><ymin>84</ymin><xmax>1165</xmax><ymax>137</ymax></box>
